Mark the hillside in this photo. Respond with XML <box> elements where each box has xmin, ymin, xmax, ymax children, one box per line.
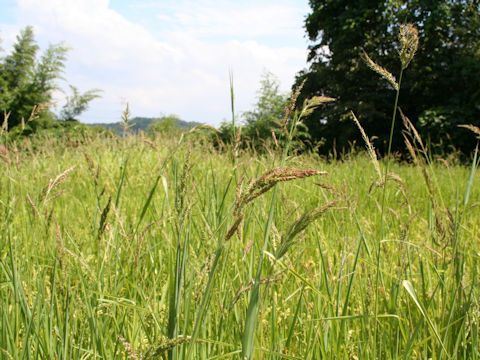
<box><xmin>89</xmin><ymin>116</ymin><xmax>202</xmax><ymax>135</ymax></box>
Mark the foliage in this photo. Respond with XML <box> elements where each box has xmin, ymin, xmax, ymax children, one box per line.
<box><xmin>4</xmin><ymin>116</ymin><xmax>110</xmax><ymax>145</ymax></box>
<box><xmin>215</xmin><ymin>72</ymin><xmax>311</xmax><ymax>152</ymax></box>
<box><xmin>242</xmin><ymin>71</ymin><xmax>288</xmax><ymax>143</ymax></box>
<box><xmin>0</xmin><ymin>26</ymin><xmax>100</xmax><ymax>131</ymax></box>
<box><xmin>241</xmin><ymin>71</ymin><xmax>312</xmax><ymax>150</ymax></box>
<box><xmin>417</xmin><ymin>106</ymin><xmax>479</xmax><ymax>153</ymax></box>
<box><xmin>147</xmin><ymin>114</ymin><xmax>183</xmax><ymax>135</ymax></box>
<box><xmin>59</xmin><ymin>85</ymin><xmax>102</xmax><ymax>122</ymax></box>
<box><xmin>296</xmin><ymin>0</ymin><xmax>480</xmax><ymax>156</ymax></box>
<box><xmin>93</xmin><ymin>116</ymin><xmax>201</xmax><ymax>136</ymax></box>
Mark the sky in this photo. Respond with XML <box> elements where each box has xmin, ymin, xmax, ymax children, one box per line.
<box><xmin>0</xmin><ymin>0</ymin><xmax>312</xmax><ymax>126</ymax></box>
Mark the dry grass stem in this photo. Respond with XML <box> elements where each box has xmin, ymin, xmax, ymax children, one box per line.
<box><xmin>2</xmin><ymin>111</ymin><xmax>11</xmax><ymax>133</ymax></box>
<box><xmin>400</xmin><ymin>108</ymin><xmax>450</xmax><ymax>244</ymax></box>
<box><xmin>42</xmin><ymin>166</ymin><xmax>75</xmax><ymax>203</ymax></box>
<box><xmin>26</xmin><ymin>194</ymin><xmax>41</xmax><ymax>218</ymax></box>
<box><xmin>400</xmin><ymin>108</ymin><xmax>425</xmax><ymax>150</ymax></box>
<box><xmin>403</xmin><ymin>135</ymin><xmax>418</xmax><ymax>163</ymax></box>
<box><xmin>276</xmin><ymin>199</ymin><xmax>341</xmax><ymax>259</ymax></box>
<box><xmin>351</xmin><ymin>111</ymin><xmax>382</xmax><ymax>179</ymax></box>
<box><xmin>458</xmin><ymin>124</ymin><xmax>480</xmax><ymax>139</ymax></box>
<box><xmin>0</xmin><ymin>145</ymin><xmax>10</xmax><ymax>165</ymax></box>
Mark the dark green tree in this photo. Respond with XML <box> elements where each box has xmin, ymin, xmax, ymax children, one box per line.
<box><xmin>0</xmin><ymin>26</ymin><xmax>100</xmax><ymax>131</ymax></box>
<box><xmin>296</xmin><ymin>0</ymin><xmax>480</xmax><ymax>156</ymax></box>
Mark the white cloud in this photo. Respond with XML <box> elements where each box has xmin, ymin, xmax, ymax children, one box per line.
<box><xmin>154</xmin><ymin>0</ymin><xmax>306</xmax><ymax>39</ymax></box>
<box><xmin>3</xmin><ymin>0</ymin><xmax>309</xmax><ymax>125</ymax></box>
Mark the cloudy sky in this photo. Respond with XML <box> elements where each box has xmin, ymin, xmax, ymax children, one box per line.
<box><xmin>0</xmin><ymin>0</ymin><xmax>311</xmax><ymax>126</ymax></box>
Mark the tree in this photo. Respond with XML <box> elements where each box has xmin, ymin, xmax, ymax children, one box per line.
<box><xmin>147</xmin><ymin>114</ymin><xmax>182</xmax><ymax>135</ymax></box>
<box><xmin>215</xmin><ymin>71</ymin><xmax>310</xmax><ymax>151</ymax></box>
<box><xmin>0</xmin><ymin>26</ymin><xmax>100</xmax><ymax>130</ymax></box>
<box><xmin>242</xmin><ymin>71</ymin><xmax>289</xmax><ymax>143</ymax></box>
<box><xmin>296</xmin><ymin>0</ymin><xmax>480</xmax><ymax>156</ymax></box>
<box><xmin>59</xmin><ymin>85</ymin><xmax>101</xmax><ymax>122</ymax></box>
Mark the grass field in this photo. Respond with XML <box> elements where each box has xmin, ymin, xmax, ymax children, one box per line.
<box><xmin>0</xmin><ymin>126</ymin><xmax>479</xmax><ymax>359</ymax></box>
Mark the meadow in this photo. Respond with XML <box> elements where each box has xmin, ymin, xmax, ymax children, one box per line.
<box><xmin>0</xmin><ymin>117</ymin><xmax>479</xmax><ymax>359</ymax></box>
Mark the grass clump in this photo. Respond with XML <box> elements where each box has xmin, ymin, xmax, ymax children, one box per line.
<box><xmin>0</xmin><ymin>127</ymin><xmax>478</xmax><ymax>359</ymax></box>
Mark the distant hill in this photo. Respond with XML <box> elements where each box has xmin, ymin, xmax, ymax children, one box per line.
<box><xmin>89</xmin><ymin>117</ymin><xmax>202</xmax><ymax>135</ymax></box>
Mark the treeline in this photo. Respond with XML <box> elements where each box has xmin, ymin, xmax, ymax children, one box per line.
<box><xmin>2</xmin><ymin>1</ymin><xmax>480</xmax><ymax>157</ymax></box>
<box><xmin>205</xmin><ymin>1</ymin><xmax>480</xmax><ymax>158</ymax></box>
<box><xmin>294</xmin><ymin>0</ymin><xmax>480</xmax><ymax>156</ymax></box>
<box><xmin>92</xmin><ymin>116</ymin><xmax>201</xmax><ymax>136</ymax></box>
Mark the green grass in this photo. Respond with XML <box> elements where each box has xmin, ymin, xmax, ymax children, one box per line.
<box><xmin>0</xmin><ymin>129</ymin><xmax>479</xmax><ymax>359</ymax></box>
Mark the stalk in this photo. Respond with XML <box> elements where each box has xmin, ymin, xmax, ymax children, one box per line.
<box><xmin>371</xmin><ymin>23</ymin><xmax>418</xmax><ymax>355</ymax></box>
<box><xmin>186</xmin><ymin>74</ymin><xmax>241</xmax><ymax>357</ymax></box>
<box><xmin>229</xmin><ymin>69</ymin><xmax>239</xmax><ymax>168</ymax></box>
<box><xmin>240</xmin><ymin>97</ymin><xmax>304</xmax><ymax>359</ymax></box>
<box><xmin>229</xmin><ymin>69</ymin><xmax>236</xmax><ymax>143</ymax></box>
<box><xmin>374</xmin><ymin>68</ymin><xmax>403</xmax><ymax>354</ymax></box>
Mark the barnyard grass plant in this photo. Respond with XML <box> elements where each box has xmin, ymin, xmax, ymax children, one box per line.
<box><xmin>0</xmin><ymin>23</ymin><xmax>479</xmax><ymax>360</ymax></box>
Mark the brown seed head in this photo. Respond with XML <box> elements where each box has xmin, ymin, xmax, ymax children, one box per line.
<box><xmin>239</xmin><ymin>168</ymin><xmax>326</xmax><ymax>209</ymax></box>
<box><xmin>458</xmin><ymin>124</ymin><xmax>480</xmax><ymax>139</ymax></box>
<box><xmin>283</xmin><ymin>79</ymin><xmax>306</xmax><ymax>125</ymax></box>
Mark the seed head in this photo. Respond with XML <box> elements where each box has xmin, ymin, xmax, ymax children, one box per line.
<box><xmin>302</xmin><ymin>96</ymin><xmax>336</xmax><ymax>117</ymax></box>
<box><xmin>150</xmin><ymin>337</ymin><xmax>191</xmax><ymax>357</ymax></box>
<box><xmin>458</xmin><ymin>124</ymin><xmax>480</xmax><ymax>139</ymax></box>
<box><xmin>283</xmin><ymin>79</ymin><xmax>306</xmax><ymax>125</ymax></box>
<box><xmin>399</xmin><ymin>23</ymin><xmax>419</xmax><ymax>69</ymax></box>
<box><xmin>1</xmin><ymin>111</ymin><xmax>10</xmax><ymax>134</ymax></box>
<box><xmin>351</xmin><ymin>111</ymin><xmax>381</xmax><ymax>180</ymax></box>
<box><xmin>400</xmin><ymin>108</ymin><xmax>424</xmax><ymax>149</ymax></box>
<box><xmin>275</xmin><ymin>200</ymin><xmax>340</xmax><ymax>259</ymax></box>
<box><xmin>118</xmin><ymin>335</ymin><xmax>143</xmax><ymax>360</ymax></box>
<box><xmin>237</xmin><ymin>168</ymin><xmax>326</xmax><ymax>212</ymax></box>
<box><xmin>227</xmin><ymin>167</ymin><xmax>326</xmax><ymax>241</ymax></box>
<box><xmin>361</xmin><ymin>50</ymin><xmax>399</xmax><ymax>91</ymax></box>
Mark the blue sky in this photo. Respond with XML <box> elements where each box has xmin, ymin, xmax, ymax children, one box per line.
<box><xmin>0</xmin><ymin>0</ymin><xmax>311</xmax><ymax>125</ymax></box>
